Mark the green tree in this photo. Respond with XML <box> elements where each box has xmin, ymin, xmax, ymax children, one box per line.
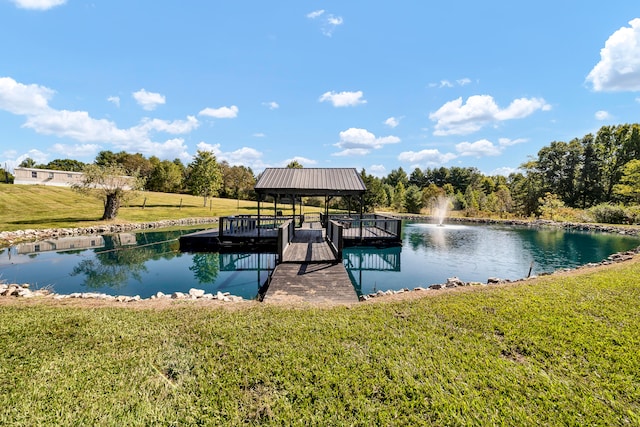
<box><xmin>43</xmin><ymin>158</ymin><xmax>86</xmax><ymax>172</ymax></box>
<box><xmin>539</xmin><ymin>192</ymin><xmax>565</xmax><ymax>221</ymax></box>
<box><xmin>186</xmin><ymin>150</ymin><xmax>222</xmax><ymax>206</ymax></box>
<box><xmin>360</xmin><ymin>169</ymin><xmax>387</xmax><ymax>212</ymax></box>
<box><xmin>73</xmin><ymin>164</ymin><xmax>144</xmax><ymax>220</ymax></box>
<box><xmin>286</xmin><ymin>160</ymin><xmax>303</xmax><ymax>169</ymax></box>
<box><xmin>391</xmin><ymin>182</ymin><xmax>406</xmax><ymax>211</ymax></box>
<box><xmin>19</xmin><ymin>157</ymin><xmax>36</xmax><ymax>168</ymax></box>
<box><xmin>404</xmin><ymin>185</ymin><xmax>423</xmax><ymax>214</ymax></box>
<box><xmin>613</xmin><ymin>159</ymin><xmax>640</xmax><ymax>204</ymax></box>
<box><xmin>147</xmin><ymin>159</ymin><xmax>184</xmax><ymax>193</ymax></box>
<box><xmin>228</xmin><ymin>165</ymin><xmax>256</xmax><ymax>205</ymax></box>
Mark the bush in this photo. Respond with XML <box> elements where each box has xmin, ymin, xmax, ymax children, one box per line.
<box><xmin>588</xmin><ymin>203</ymin><xmax>628</xmax><ymax>224</ymax></box>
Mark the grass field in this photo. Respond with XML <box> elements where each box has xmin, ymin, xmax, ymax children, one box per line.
<box><xmin>1</xmin><ymin>260</ymin><xmax>639</xmax><ymax>425</ymax></box>
<box><xmin>2</xmin><ymin>183</ymin><xmax>639</xmax><ymax>425</ymax></box>
<box><xmin>0</xmin><ymin>184</ymin><xmax>305</xmax><ymax>231</ymax></box>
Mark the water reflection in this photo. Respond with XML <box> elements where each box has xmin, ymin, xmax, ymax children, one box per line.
<box><xmin>345</xmin><ymin>222</ymin><xmax>640</xmax><ymax>296</ymax></box>
<box><xmin>2</xmin><ymin>223</ymin><xmax>640</xmax><ymax>299</ymax></box>
<box><xmin>0</xmin><ymin>229</ymin><xmax>275</xmax><ymax>299</ymax></box>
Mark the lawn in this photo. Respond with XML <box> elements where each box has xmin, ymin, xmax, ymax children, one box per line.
<box><xmin>1</xmin><ymin>260</ymin><xmax>639</xmax><ymax>425</ymax></box>
<box><xmin>0</xmin><ymin>184</ymin><xmax>310</xmax><ymax>231</ymax></box>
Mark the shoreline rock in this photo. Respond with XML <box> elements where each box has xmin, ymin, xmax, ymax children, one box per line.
<box><xmin>0</xmin><ymin>217</ymin><xmax>219</xmax><ymax>247</ymax></box>
<box><xmin>0</xmin><ymin>283</ymin><xmax>245</xmax><ymax>303</ymax></box>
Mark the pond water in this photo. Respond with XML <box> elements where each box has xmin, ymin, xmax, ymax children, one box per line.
<box><xmin>346</xmin><ymin>222</ymin><xmax>640</xmax><ymax>296</ymax></box>
<box><xmin>1</xmin><ymin>222</ymin><xmax>639</xmax><ymax>299</ymax></box>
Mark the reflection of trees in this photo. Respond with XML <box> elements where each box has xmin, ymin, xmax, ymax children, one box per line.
<box><xmin>189</xmin><ymin>253</ymin><xmax>220</xmax><ymax>284</ymax></box>
<box><xmin>71</xmin><ymin>247</ymin><xmax>152</xmax><ymax>290</ymax></box>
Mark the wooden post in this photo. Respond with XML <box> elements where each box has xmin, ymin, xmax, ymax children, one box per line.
<box><xmin>142</xmin><ymin>197</ymin><xmax>146</xmax><ymax>209</ymax></box>
<box><xmin>179</xmin><ymin>198</ymin><xmax>182</xmax><ymax>209</ymax></box>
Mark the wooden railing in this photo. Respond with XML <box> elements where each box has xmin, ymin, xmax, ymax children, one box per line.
<box><xmin>326</xmin><ymin>213</ymin><xmax>401</xmax><ymax>240</ymax></box>
<box><xmin>219</xmin><ymin>215</ymin><xmax>293</xmax><ymax>237</ymax></box>
<box><xmin>327</xmin><ymin>220</ymin><xmax>344</xmax><ymax>260</ymax></box>
<box><xmin>277</xmin><ymin>219</ymin><xmax>295</xmax><ymax>261</ymax></box>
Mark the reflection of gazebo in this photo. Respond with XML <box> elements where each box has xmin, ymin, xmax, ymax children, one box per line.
<box><xmin>254</xmin><ymin>168</ymin><xmax>367</xmax><ymax>233</ymax></box>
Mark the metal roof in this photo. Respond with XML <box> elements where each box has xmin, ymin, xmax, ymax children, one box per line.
<box><xmin>254</xmin><ymin>168</ymin><xmax>366</xmax><ymax>196</ymax></box>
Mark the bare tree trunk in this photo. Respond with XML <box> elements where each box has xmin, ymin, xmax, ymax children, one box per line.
<box><xmin>102</xmin><ymin>193</ymin><xmax>121</xmax><ymax>220</ymax></box>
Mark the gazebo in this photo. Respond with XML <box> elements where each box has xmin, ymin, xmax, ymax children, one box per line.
<box><xmin>253</xmin><ymin>167</ymin><xmax>367</xmax><ymax>233</ymax></box>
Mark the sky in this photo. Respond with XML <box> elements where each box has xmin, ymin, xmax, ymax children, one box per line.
<box><xmin>1</xmin><ymin>1</ymin><xmax>640</xmax><ymax>178</ymax></box>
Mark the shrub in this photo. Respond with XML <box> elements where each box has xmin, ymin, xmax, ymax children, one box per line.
<box><xmin>588</xmin><ymin>203</ymin><xmax>628</xmax><ymax>224</ymax></box>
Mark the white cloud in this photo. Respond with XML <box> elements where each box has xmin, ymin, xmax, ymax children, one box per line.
<box><xmin>11</xmin><ymin>0</ymin><xmax>66</xmax><ymax>10</ymax></box>
<box><xmin>369</xmin><ymin>164</ymin><xmax>386</xmax><ymax>177</ymax></box>
<box><xmin>490</xmin><ymin>166</ymin><xmax>517</xmax><ymax>176</ymax></box>
<box><xmin>429</xmin><ymin>95</ymin><xmax>551</xmax><ymax>136</ymax></box>
<box><xmin>0</xmin><ymin>77</ymin><xmax>201</xmax><ymax>161</ymax></box>
<box><xmin>319</xmin><ymin>90</ymin><xmax>366</xmax><ymax>107</ymax></box>
<box><xmin>132</xmin><ymin>89</ymin><xmax>166</xmax><ymax>111</ymax></box>
<box><xmin>306</xmin><ymin>9</ymin><xmax>324</xmax><ymax>19</ymax></box>
<box><xmin>253</xmin><ymin>133</ymin><xmax>266</xmax><ymax>138</ymax></box>
<box><xmin>455</xmin><ymin>139</ymin><xmax>501</xmax><ymax>157</ymax></box>
<box><xmin>198</xmin><ymin>105</ymin><xmax>239</xmax><ymax>119</ymax></box>
<box><xmin>498</xmin><ymin>137</ymin><xmax>527</xmax><ymax>147</ymax></box>
<box><xmin>333</xmin><ymin>128</ymin><xmax>400</xmax><ymax>156</ymax></box>
<box><xmin>0</xmin><ymin>76</ymin><xmax>53</xmax><ymax>115</ymax></box>
<box><xmin>307</xmin><ymin>9</ymin><xmax>343</xmax><ymax>37</ymax></box>
<box><xmin>262</xmin><ymin>101</ymin><xmax>279</xmax><ymax>110</ymax></box>
<box><xmin>136</xmin><ymin>116</ymin><xmax>199</xmax><ymax>134</ymax></box>
<box><xmin>587</xmin><ymin>18</ymin><xmax>640</xmax><ymax>91</ymax></box>
<box><xmin>107</xmin><ymin>96</ymin><xmax>120</xmax><ymax>107</ymax></box>
<box><xmin>384</xmin><ymin>116</ymin><xmax>400</xmax><ymax>128</ymax></box>
<box><xmin>397</xmin><ymin>149</ymin><xmax>457</xmax><ymax>166</ymax></box>
<box><xmin>595</xmin><ymin>110</ymin><xmax>611</xmax><ymax>120</ymax></box>
<box><xmin>429</xmin><ymin>78</ymin><xmax>472</xmax><ymax>88</ymax></box>
<box><xmin>282</xmin><ymin>156</ymin><xmax>317</xmax><ymax>167</ymax></box>
<box><xmin>196</xmin><ymin>142</ymin><xmax>265</xmax><ymax>169</ymax></box>
<box><xmin>51</xmin><ymin>143</ymin><xmax>102</xmax><ymax>157</ymax></box>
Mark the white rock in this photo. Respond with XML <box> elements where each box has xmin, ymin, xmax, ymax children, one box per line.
<box><xmin>189</xmin><ymin>288</ymin><xmax>205</xmax><ymax>298</ymax></box>
<box><xmin>172</xmin><ymin>292</ymin><xmax>186</xmax><ymax>299</ymax></box>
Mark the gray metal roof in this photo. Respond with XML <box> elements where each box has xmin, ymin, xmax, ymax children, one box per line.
<box><xmin>254</xmin><ymin>168</ymin><xmax>366</xmax><ymax>196</ymax></box>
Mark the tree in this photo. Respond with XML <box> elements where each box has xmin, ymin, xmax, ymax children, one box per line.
<box><xmin>228</xmin><ymin>165</ymin><xmax>256</xmax><ymax>205</ymax></box>
<box><xmin>147</xmin><ymin>159</ymin><xmax>184</xmax><ymax>193</ymax></box>
<box><xmin>41</xmin><ymin>158</ymin><xmax>86</xmax><ymax>172</ymax></box>
<box><xmin>613</xmin><ymin>159</ymin><xmax>640</xmax><ymax>204</ymax></box>
<box><xmin>538</xmin><ymin>192</ymin><xmax>565</xmax><ymax>221</ymax></box>
<box><xmin>360</xmin><ymin>169</ymin><xmax>387</xmax><ymax>212</ymax></box>
<box><xmin>73</xmin><ymin>164</ymin><xmax>144</xmax><ymax>220</ymax></box>
<box><xmin>19</xmin><ymin>158</ymin><xmax>36</xmax><ymax>168</ymax></box>
<box><xmin>404</xmin><ymin>185</ymin><xmax>423</xmax><ymax>214</ymax></box>
<box><xmin>286</xmin><ymin>160</ymin><xmax>303</xmax><ymax>169</ymax></box>
<box><xmin>186</xmin><ymin>150</ymin><xmax>222</xmax><ymax>206</ymax></box>
<box><xmin>391</xmin><ymin>182</ymin><xmax>406</xmax><ymax>211</ymax></box>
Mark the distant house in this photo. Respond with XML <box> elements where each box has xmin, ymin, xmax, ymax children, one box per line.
<box><xmin>13</xmin><ymin>167</ymin><xmax>135</xmax><ymax>189</ymax></box>
<box><xmin>13</xmin><ymin>167</ymin><xmax>85</xmax><ymax>187</ymax></box>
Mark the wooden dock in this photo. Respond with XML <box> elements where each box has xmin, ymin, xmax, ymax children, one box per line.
<box><xmin>264</xmin><ymin>262</ymin><xmax>358</xmax><ymax>304</ymax></box>
<box><xmin>263</xmin><ymin>227</ymin><xmax>358</xmax><ymax>303</ymax></box>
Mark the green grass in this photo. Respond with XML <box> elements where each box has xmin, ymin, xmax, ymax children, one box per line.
<box><xmin>1</xmin><ymin>262</ymin><xmax>639</xmax><ymax>425</ymax></box>
<box><xmin>0</xmin><ymin>184</ymin><xmax>309</xmax><ymax>231</ymax></box>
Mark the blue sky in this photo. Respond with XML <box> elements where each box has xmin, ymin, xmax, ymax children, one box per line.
<box><xmin>1</xmin><ymin>1</ymin><xmax>640</xmax><ymax>177</ymax></box>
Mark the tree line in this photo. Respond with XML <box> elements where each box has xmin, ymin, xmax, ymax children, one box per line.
<box><xmin>358</xmin><ymin>124</ymin><xmax>640</xmax><ymax>223</ymax></box>
<box><xmin>6</xmin><ymin>123</ymin><xmax>640</xmax><ymax>223</ymax></box>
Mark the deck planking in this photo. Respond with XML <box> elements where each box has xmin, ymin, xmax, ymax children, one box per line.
<box><xmin>264</xmin><ymin>262</ymin><xmax>358</xmax><ymax>304</ymax></box>
<box><xmin>282</xmin><ymin>229</ymin><xmax>337</xmax><ymax>263</ymax></box>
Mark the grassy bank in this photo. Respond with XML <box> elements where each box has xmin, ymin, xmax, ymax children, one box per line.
<box><xmin>2</xmin><ymin>261</ymin><xmax>639</xmax><ymax>425</ymax></box>
<box><xmin>0</xmin><ymin>184</ymin><xmax>299</xmax><ymax>231</ymax></box>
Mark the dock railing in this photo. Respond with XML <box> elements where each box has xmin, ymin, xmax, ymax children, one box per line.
<box><xmin>327</xmin><ymin>213</ymin><xmax>401</xmax><ymax>241</ymax></box>
<box><xmin>277</xmin><ymin>219</ymin><xmax>295</xmax><ymax>262</ymax></box>
<box><xmin>327</xmin><ymin>220</ymin><xmax>344</xmax><ymax>260</ymax></box>
<box><xmin>219</xmin><ymin>215</ymin><xmax>293</xmax><ymax>237</ymax></box>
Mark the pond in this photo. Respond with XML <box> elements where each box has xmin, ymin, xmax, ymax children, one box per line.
<box><xmin>346</xmin><ymin>222</ymin><xmax>640</xmax><ymax>296</ymax></box>
<box><xmin>1</xmin><ymin>222</ymin><xmax>639</xmax><ymax>299</ymax></box>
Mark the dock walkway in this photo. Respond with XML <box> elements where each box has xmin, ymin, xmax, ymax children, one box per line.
<box><xmin>264</xmin><ymin>226</ymin><xmax>359</xmax><ymax>304</ymax></box>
